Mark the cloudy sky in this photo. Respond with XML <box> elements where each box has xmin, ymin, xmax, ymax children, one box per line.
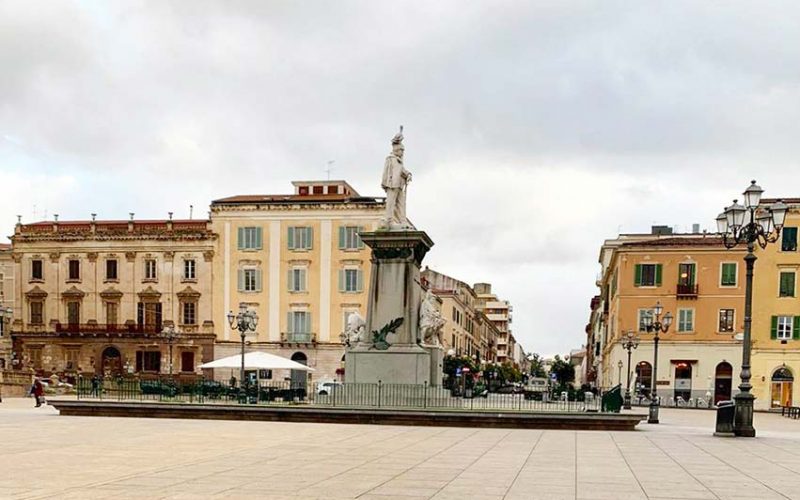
<box><xmin>3</xmin><ymin>2</ymin><xmax>800</xmax><ymax>356</ymax></box>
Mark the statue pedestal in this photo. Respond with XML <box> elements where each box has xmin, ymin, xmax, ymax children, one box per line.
<box><xmin>344</xmin><ymin>230</ymin><xmax>438</xmax><ymax>385</ymax></box>
<box><xmin>422</xmin><ymin>345</ymin><xmax>444</xmax><ymax>387</ymax></box>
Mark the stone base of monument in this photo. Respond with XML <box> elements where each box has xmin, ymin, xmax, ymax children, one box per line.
<box><xmin>422</xmin><ymin>345</ymin><xmax>444</xmax><ymax>387</ymax></box>
<box><xmin>345</xmin><ymin>344</ymin><xmax>431</xmax><ymax>385</ymax></box>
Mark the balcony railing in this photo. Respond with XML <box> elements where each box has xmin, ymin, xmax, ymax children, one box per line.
<box><xmin>54</xmin><ymin>323</ymin><xmax>161</xmax><ymax>334</ymax></box>
<box><xmin>676</xmin><ymin>284</ymin><xmax>699</xmax><ymax>299</ymax></box>
<box><xmin>281</xmin><ymin>332</ymin><xmax>316</xmax><ymax>343</ymax></box>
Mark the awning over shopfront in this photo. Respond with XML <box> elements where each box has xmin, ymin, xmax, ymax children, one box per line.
<box><xmin>199</xmin><ymin>351</ymin><xmax>315</xmax><ymax>371</ymax></box>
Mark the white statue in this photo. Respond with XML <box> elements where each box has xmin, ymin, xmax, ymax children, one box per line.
<box><xmin>419</xmin><ymin>289</ymin><xmax>445</xmax><ymax>346</ymax></box>
<box><xmin>381</xmin><ymin>126</ymin><xmax>412</xmax><ymax>229</ymax></box>
<box><xmin>344</xmin><ymin>311</ymin><xmax>366</xmax><ymax>346</ymax></box>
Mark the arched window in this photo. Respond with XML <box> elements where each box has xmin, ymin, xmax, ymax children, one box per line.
<box><xmin>290</xmin><ymin>352</ymin><xmax>308</xmax><ymax>393</ymax></box>
<box><xmin>771</xmin><ymin>367</ymin><xmax>794</xmax><ymax>408</ymax></box>
<box><xmin>635</xmin><ymin>361</ymin><xmax>652</xmax><ymax>395</ymax></box>
<box><xmin>714</xmin><ymin>362</ymin><xmax>733</xmax><ymax>405</ymax></box>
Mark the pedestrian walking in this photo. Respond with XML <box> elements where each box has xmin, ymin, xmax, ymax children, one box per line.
<box><xmin>33</xmin><ymin>378</ymin><xmax>45</xmax><ymax>407</ymax></box>
<box><xmin>91</xmin><ymin>375</ymin><xmax>101</xmax><ymax>397</ymax></box>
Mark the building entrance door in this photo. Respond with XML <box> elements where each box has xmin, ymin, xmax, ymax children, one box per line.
<box><xmin>674</xmin><ymin>362</ymin><xmax>692</xmax><ymax>402</ymax></box>
<box><xmin>100</xmin><ymin>346</ymin><xmax>122</xmax><ymax>377</ymax></box>
<box><xmin>771</xmin><ymin>367</ymin><xmax>794</xmax><ymax>408</ymax></box>
<box><xmin>290</xmin><ymin>352</ymin><xmax>308</xmax><ymax>392</ymax></box>
<box><xmin>714</xmin><ymin>362</ymin><xmax>733</xmax><ymax>405</ymax></box>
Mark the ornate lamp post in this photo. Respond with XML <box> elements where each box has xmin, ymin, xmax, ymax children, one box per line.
<box><xmin>161</xmin><ymin>324</ymin><xmax>178</xmax><ymax>378</ymax></box>
<box><xmin>617</xmin><ymin>360</ymin><xmax>623</xmax><ymax>386</ymax></box>
<box><xmin>227</xmin><ymin>303</ymin><xmax>258</xmax><ymax>393</ymax></box>
<box><xmin>716</xmin><ymin>180</ymin><xmax>787</xmax><ymax>437</ymax></box>
<box><xmin>643</xmin><ymin>301</ymin><xmax>673</xmax><ymax>424</ymax></box>
<box><xmin>621</xmin><ymin>331</ymin><xmax>640</xmax><ymax>410</ymax></box>
<box><xmin>0</xmin><ymin>303</ymin><xmax>12</xmax><ymax>403</ymax></box>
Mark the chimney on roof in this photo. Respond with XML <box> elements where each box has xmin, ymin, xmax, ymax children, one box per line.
<box><xmin>651</xmin><ymin>225</ymin><xmax>673</xmax><ymax>236</ymax></box>
<box><xmin>167</xmin><ymin>212</ymin><xmax>173</xmax><ymax>231</ymax></box>
<box><xmin>128</xmin><ymin>213</ymin><xmax>134</xmax><ymax>233</ymax></box>
<box><xmin>53</xmin><ymin>214</ymin><xmax>59</xmax><ymax>232</ymax></box>
<box><xmin>91</xmin><ymin>213</ymin><xmax>97</xmax><ymax>234</ymax></box>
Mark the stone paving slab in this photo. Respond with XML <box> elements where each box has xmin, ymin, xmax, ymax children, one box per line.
<box><xmin>1</xmin><ymin>398</ymin><xmax>799</xmax><ymax>499</ymax></box>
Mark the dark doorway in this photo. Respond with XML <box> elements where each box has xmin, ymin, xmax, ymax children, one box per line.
<box><xmin>674</xmin><ymin>362</ymin><xmax>692</xmax><ymax>402</ymax></box>
<box><xmin>714</xmin><ymin>362</ymin><xmax>733</xmax><ymax>405</ymax></box>
<box><xmin>635</xmin><ymin>361</ymin><xmax>653</xmax><ymax>398</ymax></box>
<box><xmin>180</xmin><ymin>351</ymin><xmax>195</xmax><ymax>373</ymax></box>
<box><xmin>100</xmin><ymin>346</ymin><xmax>122</xmax><ymax>376</ymax></box>
<box><xmin>290</xmin><ymin>352</ymin><xmax>308</xmax><ymax>391</ymax></box>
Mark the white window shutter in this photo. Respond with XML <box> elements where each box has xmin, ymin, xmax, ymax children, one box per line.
<box><xmin>237</xmin><ymin>270</ymin><xmax>244</xmax><ymax>292</ymax></box>
<box><xmin>357</xmin><ymin>226</ymin><xmax>365</xmax><ymax>248</ymax></box>
<box><xmin>287</xmin><ymin>312</ymin><xmax>293</xmax><ymax>334</ymax></box>
<box><xmin>300</xmin><ymin>269</ymin><xmax>307</xmax><ymax>291</ymax></box>
<box><xmin>255</xmin><ymin>270</ymin><xmax>262</xmax><ymax>292</ymax></box>
<box><xmin>287</xmin><ymin>269</ymin><xmax>294</xmax><ymax>291</ymax></box>
<box><xmin>338</xmin><ymin>226</ymin><xmax>345</xmax><ymax>249</ymax></box>
<box><xmin>338</xmin><ymin>269</ymin><xmax>345</xmax><ymax>292</ymax></box>
<box><xmin>237</xmin><ymin>227</ymin><xmax>244</xmax><ymax>250</ymax></box>
<box><xmin>256</xmin><ymin>227</ymin><xmax>263</xmax><ymax>249</ymax></box>
<box><xmin>357</xmin><ymin>270</ymin><xmax>364</xmax><ymax>292</ymax></box>
<box><xmin>306</xmin><ymin>227</ymin><xmax>313</xmax><ymax>249</ymax></box>
<box><xmin>288</xmin><ymin>227</ymin><xmax>295</xmax><ymax>250</ymax></box>
<box><xmin>306</xmin><ymin>311</ymin><xmax>312</xmax><ymax>334</ymax></box>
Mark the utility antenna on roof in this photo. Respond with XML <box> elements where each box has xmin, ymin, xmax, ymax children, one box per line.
<box><xmin>189</xmin><ymin>205</ymin><xmax>193</xmax><ymax>220</ymax></box>
<box><xmin>325</xmin><ymin>160</ymin><xmax>335</xmax><ymax>180</ymax></box>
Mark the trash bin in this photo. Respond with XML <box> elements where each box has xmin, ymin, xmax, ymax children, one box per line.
<box><xmin>714</xmin><ymin>400</ymin><xmax>735</xmax><ymax>436</ymax></box>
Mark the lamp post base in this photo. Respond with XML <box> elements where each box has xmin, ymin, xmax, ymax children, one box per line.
<box><xmin>733</xmin><ymin>391</ymin><xmax>756</xmax><ymax>437</ymax></box>
<box><xmin>623</xmin><ymin>391</ymin><xmax>632</xmax><ymax>410</ymax></box>
<box><xmin>648</xmin><ymin>400</ymin><xmax>660</xmax><ymax>424</ymax></box>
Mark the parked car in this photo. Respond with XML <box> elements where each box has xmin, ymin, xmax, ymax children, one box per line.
<box><xmin>496</xmin><ymin>384</ymin><xmax>524</xmax><ymax>394</ymax></box>
<box><xmin>316</xmin><ymin>379</ymin><xmax>341</xmax><ymax>396</ymax></box>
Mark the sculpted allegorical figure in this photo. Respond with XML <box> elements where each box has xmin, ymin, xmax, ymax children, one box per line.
<box><xmin>344</xmin><ymin>311</ymin><xmax>366</xmax><ymax>346</ymax></box>
<box><xmin>419</xmin><ymin>289</ymin><xmax>446</xmax><ymax>346</ymax></box>
<box><xmin>381</xmin><ymin>126</ymin><xmax>413</xmax><ymax>230</ymax></box>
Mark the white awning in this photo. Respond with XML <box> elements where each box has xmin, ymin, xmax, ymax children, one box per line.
<box><xmin>199</xmin><ymin>351</ymin><xmax>314</xmax><ymax>371</ymax></box>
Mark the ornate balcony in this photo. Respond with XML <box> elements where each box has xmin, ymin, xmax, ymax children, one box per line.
<box><xmin>54</xmin><ymin>323</ymin><xmax>161</xmax><ymax>334</ymax></box>
<box><xmin>676</xmin><ymin>284</ymin><xmax>699</xmax><ymax>299</ymax></box>
<box><xmin>280</xmin><ymin>332</ymin><xmax>317</xmax><ymax>344</ymax></box>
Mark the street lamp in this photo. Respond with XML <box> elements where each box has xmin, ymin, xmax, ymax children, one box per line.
<box><xmin>161</xmin><ymin>324</ymin><xmax>178</xmax><ymax>378</ymax></box>
<box><xmin>227</xmin><ymin>303</ymin><xmax>258</xmax><ymax>394</ymax></box>
<box><xmin>620</xmin><ymin>331</ymin><xmax>640</xmax><ymax>410</ymax></box>
<box><xmin>617</xmin><ymin>360</ymin><xmax>623</xmax><ymax>386</ymax></box>
<box><xmin>642</xmin><ymin>301</ymin><xmax>673</xmax><ymax>424</ymax></box>
<box><xmin>0</xmin><ymin>303</ymin><xmax>12</xmax><ymax>403</ymax></box>
<box><xmin>717</xmin><ymin>180</ymin><xmax>787</xmax><ymax>437</ymax></box>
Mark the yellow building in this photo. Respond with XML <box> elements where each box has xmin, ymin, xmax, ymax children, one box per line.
<box><xmin>596</xmin><ymin>229</ymin><xmax>745</xmax><ymax>404</ymax></box>
<box><xmin>751</xmin><ymin>198</ymin><xmax>800</xmax><ymax>409</ymax></box>
<box><xmin>474</xmin><ymin>283</ymin><xmax>513</xmax><ymax>364</ymax></box>
<box><xmin>209</xmin><ymin>180</ymin><xmax>384</xmax><ymax>387</ymax></box>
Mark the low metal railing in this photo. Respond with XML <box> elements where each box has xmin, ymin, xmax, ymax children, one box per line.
<box><xmin>76</xmin><ymin>377</ymin><xmax>608</xmax><ymax>412</ymax></box>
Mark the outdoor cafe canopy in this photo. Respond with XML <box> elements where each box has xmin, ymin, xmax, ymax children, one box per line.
<box><xmin>199</xmin><ymin>351</ymin><xmax>315</xmax><ymax>371</ymax></box>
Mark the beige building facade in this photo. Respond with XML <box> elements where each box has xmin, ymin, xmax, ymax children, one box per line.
<box><xmin>8</xmin><ymin>217</ymin><xmax>217</xmax><ymax>380</ymax></box>
<box><xmin>1</xmin><ymin>243</ymin><xmax>14</xmax><ymax>368</ymax></box>
<box><xmin>209</xmin><ymin>180</ymin><xmax>384</xmax><ymax>386</ymax></box>
<box><xmin>474</xmin><ymin>283</ymin><xmax>514</xmax><ymax>364</ymax></box>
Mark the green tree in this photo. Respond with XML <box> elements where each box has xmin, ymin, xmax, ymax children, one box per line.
<box><xmin>550</xmin><ymin>355</ymin><xmax>575</xmax><ymax>392</ymax></box>
<box><xmin>528</xmin><ymin>353</ymin><xmax>546</xmax><ymax>378</ymax></box>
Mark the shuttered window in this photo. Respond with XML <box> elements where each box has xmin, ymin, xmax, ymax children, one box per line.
<box><xmin>288</xmin><ymin>268</ymin><xmax>307</xmax><ymax>292</ymax></box>
<box><xmin>338</xmin><ymin>226</ymin><xmax>365</xmax><ymax>250</ymax></box>
<box><xmin>677</xmin><ymin>309</ymin><xmax>694</xmax><ymax>332</ymax></box>
<box><xmin>634</xmin><ymin>264</ymin><xmax>661</xmax><ymax>287</ymax></box>
<box><xmin>238</xmin><ymin>269</ymin><xmax>261</xmax><ymax>292</ymax></box>
<box><xmin>779</xmin><ymin>272</ymin><xmax>796</xmax><ymax>297</ymax></box>
<box><xmin>772</xmin><ymin>316</ymin><xmax>796</xmax><ymax>340</ymax></box>
<box><xmin>720</xmin><ymin>263</ymin><xmax>737</xmax><ymax>286</ymax></box>
<box><xmin>237</xmin><ymin>227</ymin><xmax>263</xmax><ymax>250</ymax></box>
<box><xmin>288</xmin><ymin>227</ymin><xmax>313</xmax><ymax>250</ymax></box>
<box><xmin>338</xmin><ymin>269</ymin><xmax>364</xmax><ymax>293</ymax></box>
<box><xmin>782</xmin><ymin>227</ymin><xmax>798</xmax><ymax>252</ymax></box>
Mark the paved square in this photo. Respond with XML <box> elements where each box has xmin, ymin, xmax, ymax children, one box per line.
<box><xmin>1</xmin><ymin>398</ymin><xmax>799</xmax><ymax>499</ymax></box>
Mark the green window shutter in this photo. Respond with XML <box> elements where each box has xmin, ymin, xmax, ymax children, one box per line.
<box><xmin>790</xmin><ymin>273</ymin><xmax>796</xmax><ymax>296</ymax></box>
<box><xmin>634</xmin><ymin>264</ymin><xmax>642</xmax><ymax>286</ymax></box>
<box><xmin>288</xmin><ymin>227</ymin><xmax>295</xmax><ymax>250</ymax></box>
<box><xmin>771</xmin><ymin>316</ymin><xmax>778</xmax><ymax>339</ymax></box>
<box><xmin>287</xmin><ymin>269</ymin><xmax>293</xmax><ymax>291</ymax></box>
<box><xmin>357</xmin><ymin>226</ymin><xmax>365</xmax><ymax>249</ymax></box>
<box><xmin>722</xmin><ymin>263</ymin><xmax>735</xmax><ymax>286</ymax></box>
<box><xmin>255</xmin><ymin>270</ymin><xmax>262</xmax><ymax>292</ymax></box>
<box><xmin>287</xmin><ymin>312</ymin><xmax>293</xmax><ymax>334</ymax></box>
<box><xmin>688</xmin><ymin>264</ymin><xmax>696</xmax><ymax>286</ymax></box>
<box><xmin>356</xmin><ymin>270</ymin><xmax>364</xmax><ymax>292</ymax></box>
<box><xmin>255</xmin><ymin>227</ymin><xmax>263</xmax><ymax>250</ymax></box>
<box><xmin>338</xmin><ymin>270</ymin><xmax>345</xmax><ymax>292</ymax></box>
<box><xmin>655</xmin><ymin>264</ymin><xmax>663</xmax><ymax>286</ymax></box>
<box><xmin>237</xmin><ymin>228</ymin><xmax>244</xmax><ymax>250</ymax></box>
<box><xmin>306</xmin><ymin>312</ymin><xmax>312</xmax><ymax>335</ymax></box>
<box><xmin>237</xmin><ymin>270</ymin><xmax>244</xmax><ymax>292</ymax></box>
<box><xmin>338</xmin><ymin>226</ymin><xmax>345</xmax><ymax>249</ymax></box>
<box><xmin>306</xmin><ymin>227</ymin><xmax>313</xmax><ymax>249</ymax></box>
<box><xmin>794</xmin><ymin>317</ymin><xmax>800</xmax><ymax>340</ymax></box>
